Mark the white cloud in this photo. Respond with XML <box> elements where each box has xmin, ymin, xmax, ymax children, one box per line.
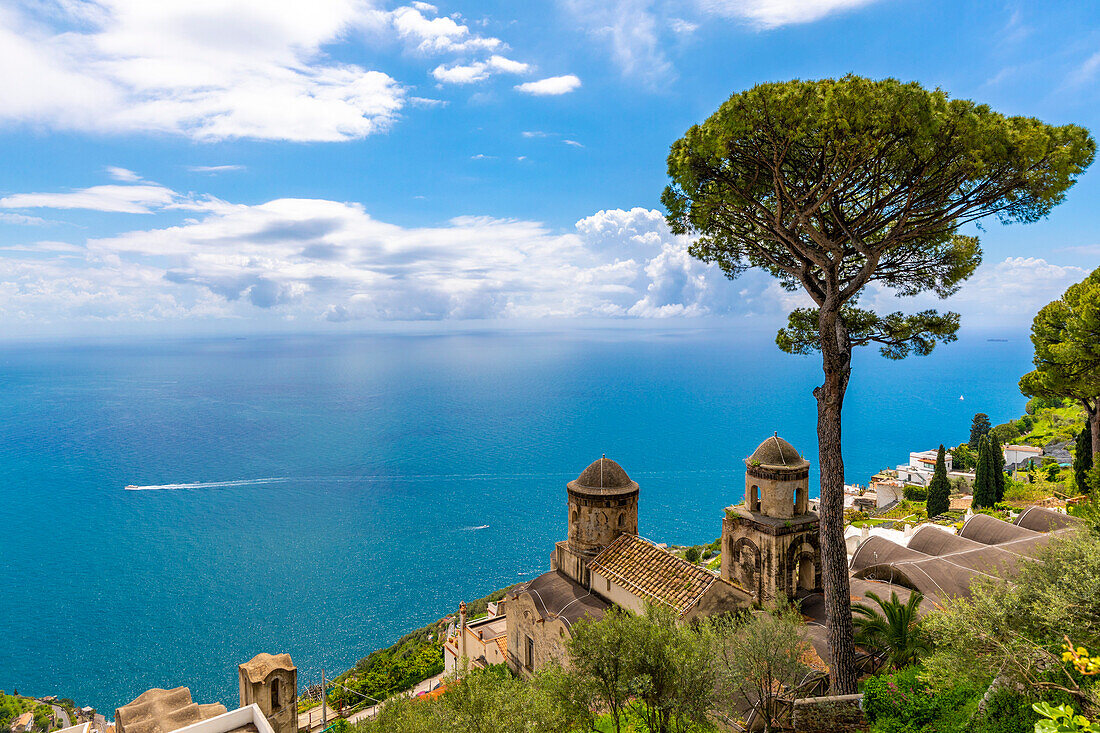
<box><xmin>0</xmin><ymin>0</ymin><xmax>406</xmax><ymax>142</ymax></box>
<box><xmin>670</xmin><ymin>18</ymin><xmax>698</xmax><ymax>34</ymax></box>
<box><xmin>697</xmin><ymin>0</ymin><xmax>881</xmax><ymax>28</ymax></box>
<box><xmin>515</xmin><ymin>74</ymin><xmax>581</xmax><ymax>95</ymax></box>
<box><xmin>0</xmin><ymin>212</ymin><xmax>50</xmax><ymax>226</ymax></box>
<box><xmin>0</xmin><ymin>192</ymin><xmax>768</xmax><ymax>324</ymax></box>
<box><xmin>106</xmin><ymin>167</ymin><xmax>142</xmax><ymax>182</ymax></box>
<box><xmin>5</xmin><ymin>186</ymin><xmax>1061</xmax><ymax>330</ymax></box>
<box><xmin>0</xmin><ymin>184</ymin><xmax>195</xmax><ymax>214</ymax></box>
<box><xmin>409</xmin><ymin>96</ymin><xmax>448</xmax><ymax>107</ymax></box>
<box><xmin>1067</xmin><ymin>50</ymin><xmax>1100</xmax><ymax>87</ymax></box>
<box><xmin>389</xmin><ymin>5</ymin><xmax>502</xmax><ymax>54</ymax></box>
<box><xmin>563</xmin><ymin>139</ymin><xmax>584</xmax><ymax>147</ymax></box>
<box><xmin>560</xmin><ymin>0</ymin><xmax>671</xmax><ymax>85</ymax></box>
<box><xmin>432</xmin><ymin>54</ymin><xmax>530</xmax><ymax>84</ymax></box>
<box><xmin>863</xmin><ymin>256</ymin><xmax>1088</xmax><ymax>327</ymax></box>
<box><xmin>187</xmin><ymin>165</ymin><xmax>245</xmax><ymax>174</ymax></box>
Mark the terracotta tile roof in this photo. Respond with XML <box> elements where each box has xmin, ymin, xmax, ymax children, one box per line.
<box><xmin>493</xmin><ymin>636</ymin><xmax>508</xmax><ymax>658</ymax></box>
<box><xmin>589</xmin><ymin>534</ymin><xmax>719</xmax><ymax>616</ymax></box>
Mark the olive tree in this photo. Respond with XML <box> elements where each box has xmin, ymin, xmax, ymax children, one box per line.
<box><xmin>663</xmin><ymin>75</ymin><xmax>1094</xmax><ymax>692</ymax></box>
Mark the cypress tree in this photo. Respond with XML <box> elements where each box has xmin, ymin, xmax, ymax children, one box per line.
<box><xmin>926</xmin><ymin>444</ymin><xmax>951</xmax><ymax>518</ymax></box>
<box><xmin>972</xmin><ymin>436</ymin><xmax>997</xmax><ymax>509</ymax></box>
<box><xmin>1075</xmin><ymin>422</ymin><xmax>1094</xmax><ymax>493</ymax></box>
<box><xmin>991</xmin><ymin>437</ymin><xmax>1006</xmax><ymax>503</ymax></box>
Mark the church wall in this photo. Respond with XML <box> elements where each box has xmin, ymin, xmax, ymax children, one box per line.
<box><xmin>505</xmin><ymin>592</ymin><xmax>571</xmax><ymax>679</ymax></box>
<box><xmin>588</xmin><ymin>569</ymin><xmax>645</xmax><ymax>614</ymax></box>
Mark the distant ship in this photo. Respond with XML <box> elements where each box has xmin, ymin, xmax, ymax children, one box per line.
<box><xmin>124</xmin><ymin>484</ymin><xmax>139</xmax><ymax>490</ymax></box>
<box><xmin>987</xmin><ymin>338</ymin><xmax>1008</xmax><ymax>342</ymax></box>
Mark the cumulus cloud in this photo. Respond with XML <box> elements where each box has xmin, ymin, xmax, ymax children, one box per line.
<box><xmin>5</xmin><ymin>184</ymin><xmax>1071</xmax><ymax>331</ymax></box>
<box><xmin>515</xmin><ymin>74</ymin><xmax>582</xmax><ymax>95</ymax></box>
<box><xmin>0</xmin><ymin>190</ymin><xmax>781</xmax><ymax>325</ymax></box>
<box><xmin>389</xmin><ymin>4</ymin><xmax>503</xmax><ymax>54</ymax></box>
<box><xmin>432</xmin><ymin>55</ymin><xmax>530</xmax><ymax>84</ymax></box>
<box><xmin>0</xmin><ymin>0</ymin><xmax>405</xmax><ymax>142</ymax></box>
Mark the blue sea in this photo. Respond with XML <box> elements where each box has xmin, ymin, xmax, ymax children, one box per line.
<box><xmin>0</xmin><ymin>326</ymin><xmax>1032</xmax><ymax>713</ymax></box>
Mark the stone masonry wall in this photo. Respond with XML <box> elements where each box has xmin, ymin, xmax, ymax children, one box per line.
<box><xmin>792</xmin><ymin>694</ymin><xmax>867</xmax><ymax>733</ymax></box>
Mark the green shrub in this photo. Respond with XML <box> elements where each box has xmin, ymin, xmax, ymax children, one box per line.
<box><xmin>903</xmin><ymin>484</ymin><xmax>928</xmax><ymax>501</ymax></box>
<box><xmin>863</xmin><ymin>666</ymin><xmax>975</xmax><ymax>732</ymax></box>
<box><xmin>968</xmin><ymin>687</ymin><xmax>1040</xmax><ymax>733</ymax></box>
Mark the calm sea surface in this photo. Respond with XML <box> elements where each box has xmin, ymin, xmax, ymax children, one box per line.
<box><xmin>0</xmin><ymin>327</ymin><xmax>1031</xmax><ymax>712</ymax></box>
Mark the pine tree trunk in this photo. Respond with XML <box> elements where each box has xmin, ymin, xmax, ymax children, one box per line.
<box><xmin>815</xmin><ymin>306</ymin><xmax>858</xmax><ymax>695</ymax></box>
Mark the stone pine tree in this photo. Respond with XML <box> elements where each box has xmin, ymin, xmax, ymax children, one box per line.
<box><xmin>662</xmin><ymin>75</ymin><xmax>1094</xmax><ymax>693</ymax></box>
<box><xmin>926</xmin><ymin>445</ymin><xmax>951</xmax><ymax>518</ymax></box>
<box><xmin>1020</xmin><ymin>266</ymin><xmax>1100</xmax><ymax>467</ymax></box>
<box><xmin>969</xmin><ymin>413</ymin><xmax>992</xmax><ymax>450</ymax></box>
<box><xmin>1075</xmin><ymin>422</ymin><xmax>1094</xmax><ymax>493</ymax></box>
<box><xmin>972</xmin><ymin>436</ymin><xmax>997</xmax><ymax>509</ymax></box>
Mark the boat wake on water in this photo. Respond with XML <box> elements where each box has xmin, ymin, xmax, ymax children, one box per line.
<box><xmin>124</xmin><ymin>478</ymin><xmax>293</xmax><ymax>490</ymax></box>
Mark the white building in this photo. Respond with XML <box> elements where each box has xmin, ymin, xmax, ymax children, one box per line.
<box><xmin>1004</xmin><ymin>444</ymin><xmax>1042</xmax><ymax>469</ymax></box>
<box><xmin>896</xmin><ymin>449</ymin><xmax>953</xmax><ymax>487</ymax></box>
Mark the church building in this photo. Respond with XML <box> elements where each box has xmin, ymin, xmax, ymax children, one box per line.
<box><xmin>506</xmin><ymin>455</ymin><xmax>752</xmax><ymax>678</ymax></box>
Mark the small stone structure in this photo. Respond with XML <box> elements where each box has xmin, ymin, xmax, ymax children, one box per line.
<box><xmin>238</xmin><ymin>654</ymin><xmax>297</xmax><ymax>733</ymax></box>
<box><xmin>722</xmin><ymin>434</ymin><xmax>822</xmax><ymax>601</ymax></box>
<box><xmin>792</xmin><ymin>694</ymin><xmax>866</xmax><ymax>732</ymax></box>
<box><xmin>115</xmin><ymin>688</ymin><xmax>227</xmax><ymax>733</ymax></box>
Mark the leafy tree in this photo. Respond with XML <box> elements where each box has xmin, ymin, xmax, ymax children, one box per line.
<box><xmin>567</xmin><ymin>607</ymin><xmax>636</xmax><ymax>733</ymax></box>
<box><xmin>973</xmin><ymin>436</ymin><xmax>997</xmax><ymax>509</ymax></box>
<box><xmin>971</xmin><ymin>413</ymin><xmax>994</xmax><ymax>449</ymax></box>
<box><xmin>1076</xmin><ymin>422</ymin><xmax>1095</xmax><ymax>494</ymax></box>
<box><xmin>710</xmin><ymin>601</ymin><xmax>809</xmax><ymax>733</ymax></box>
<box><xmin>926</xmin><ymin>445</ymin><xmax>951</xmax><ymax>518</ymax></box>
<box><xmin>852</xmin><ymin>590</ymin><xmax>930</xmax><ymax>670</ymax></box>
<box><xmin>628</xmin><ymin>604</ymin><xmax>715</xmax><ymax>733</ymax></box>
<box><xmin>991</xmin><ymin>421</ymin><xmax>1021</xmax><ymax>445</ymax></box>
<box><xmin>356</xmin><ymin>665</ymin><xmax>586</xmax><ymax>733</ymax></box>
<box><xmin>952</xmin><ymin>443</ymin><xmax>977</xmax><ymax>472</ymax></box>
<box><xmin>662</xmin><ymin>75</ymin><xmax>1094</xmax><ymax>693</ymax></box>
<box><xmin>684</xmin><ymin>546</ymin><xmax>701</xmax><ymax>563</ymax></box>
<box><xmin>1021</xmin><ymin>266</ymin><xmax>1100</xmax><ymax>466</ymax></box>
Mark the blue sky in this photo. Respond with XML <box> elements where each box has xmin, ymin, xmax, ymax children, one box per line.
<box><xmin>0</xmin><ymin>0</ymin><xmax>1097</xmax><ymax>336</ymax></box>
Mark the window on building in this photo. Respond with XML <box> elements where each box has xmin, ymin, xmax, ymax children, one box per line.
<box><xmin>270</xmin><ymin>678</ymin><xmax>281</xmax><ymax>711</ymax></box>
<box><xmin>525</xmin><ymin>635</ymin><xmax>534</xmax><ymax>670</ymax></box>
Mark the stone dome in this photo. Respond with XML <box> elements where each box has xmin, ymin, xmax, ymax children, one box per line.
<box><xmin>570</xmin><ymin>456</ymin><xmax>638</xmax><ymax>493</ymax></box>
<box><xmin>747</xmin><ymin>434</ymin><xmax>810</xmax><ymax>469</ymax></box>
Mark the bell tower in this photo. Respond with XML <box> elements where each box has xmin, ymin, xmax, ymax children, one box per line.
<box><xmin>553</xmin><ymin>456</ymin><xmax>639</xmax><ymax>587</ymax></box>
<box><xmin>722</xmin><ymin>434</ymin><xmax>821</xmax><ymax>601</ymax></box>
<box><xmin>239</xmin><ymin>653</ymin><xmax>297</xmax><ymax>733</ymax></box>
